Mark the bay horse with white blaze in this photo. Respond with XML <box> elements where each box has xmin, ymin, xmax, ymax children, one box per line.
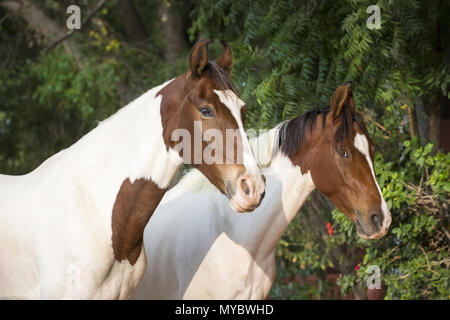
<box><xmin>132</xmin><ymin>82</ymin><xmax>392</xmax><ymax>299</ymax></box>
<box><xmin>0</xmin><ymin>40</ymin><xmax>265</xmax><ymax>299</ymax></box>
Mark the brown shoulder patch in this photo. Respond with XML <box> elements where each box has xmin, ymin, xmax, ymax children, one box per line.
<box><xmin>111</xmin><ymin>178</ymin><xmax>166</xmax><ymax>265</ymax></box>
<box><xmin>157</xmin><ymin>74</ymin><xmax>188</xmax><ymax>153</ymax></box>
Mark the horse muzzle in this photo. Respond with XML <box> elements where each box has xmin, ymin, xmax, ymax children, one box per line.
<box><xmin>355</xmin><ymin>209</ymin><xmax>392</xmax><ymax>240</ymax></box>
<box><xmin>227</xmin><ymin>173</ymin><xmax>265</xmax><ymax>213</ymax></box>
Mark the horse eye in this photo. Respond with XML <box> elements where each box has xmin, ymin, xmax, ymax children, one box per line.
<box><xmin>337</xmin><ymin>149</ymin><xmax>350</xmax><ymax>158</ymax></box>
<box><xmin>199</xmin><ymin>106</ymin><xmax>214</xmax><ymax>118</ymax></box>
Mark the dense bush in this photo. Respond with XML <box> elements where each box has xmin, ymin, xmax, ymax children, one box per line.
<box><xmin>336</xmin><ymin>138</ymin><xmax>449</xmax><ymax>299</ymax></box>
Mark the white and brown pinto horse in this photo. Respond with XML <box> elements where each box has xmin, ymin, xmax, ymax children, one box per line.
<box><xmin>133</xmin><ymin>83</ymin><xmax>392</xmax><ymax>299</ymax></box>
<box><xmin>0</xmin><ymin>40</ymin><xmax>265</xmax><ymax>299</ymax></box>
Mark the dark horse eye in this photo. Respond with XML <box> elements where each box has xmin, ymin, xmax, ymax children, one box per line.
<box><xmin>199</xmin><ymin>106</ymin><xmax>214</xmax><ymax>118</ymax></box>
<box><xmin>337</xmin><ymin>149</ymin><xmax>350</xmax><ymax>158</ymax></box>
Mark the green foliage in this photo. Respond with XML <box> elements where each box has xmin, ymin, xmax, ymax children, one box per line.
<box><xmin>271</xmin><ymin>215</ymin><xmax>341</xmax><ymax>299</ymax></box>
<box><xmin>0</xmin><ymin>0</ymin><xmax>188</xmax><ymax>174</ymax></box>
<box><xmin>0</xmin><ymin>46</ymin><xmax>121</xmax><ymax>173</ymax></box>
<box><xmin>271</xmin><ymin>137</ymin><xmax>450</xmax><ymax>300</ymax></box>
<box><xmin>336</xmin><ymin>139</ymin><xmax>449</xmax><ymax>299</ymax></box>
<box><xmin>190</xmin><ymin>0</ymin><xmax>450</xmax><ymax>127</ymax></box>
<box><xmin>30</xmin><ymin>51</ymin><xmax>120</xmax><ymax>119</ymax></box>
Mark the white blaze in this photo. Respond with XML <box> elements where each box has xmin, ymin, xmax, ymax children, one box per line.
<box><xmin>354</xmin><ymin>133</ymin><xmax>391</xmax><ymax>233</ymax></box>
<box><xmin>213</xmin><ymin>90</ymin><xmax>262</xmax><ymax>177</ymax></box>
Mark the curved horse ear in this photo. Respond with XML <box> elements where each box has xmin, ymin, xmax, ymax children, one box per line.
<box><xmin>216</xmin><ymin>40</ymin><xmax>233</xmax><ymax>75</ymax></box>
<box><xmin>330</xmin><ymin>81</ymin><xmax>354</xmax><ymax>119</ymax></box>
<box><xmin>189</xmin><ymin>39</ymin><xmax>211</xmax><ymax>78</ymax></box>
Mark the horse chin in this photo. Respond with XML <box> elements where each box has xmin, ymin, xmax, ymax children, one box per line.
<box><xmin>228</xmin><ymin>197</ymin><xmax>254</xmax><ymax>213</ymax></box>
<box><xmin>356</xmin><ymin>228</ymin><xmax>388</xmax><ymax>240</ymax></box>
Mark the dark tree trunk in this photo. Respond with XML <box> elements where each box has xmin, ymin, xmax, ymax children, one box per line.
<box><xmin>428</xmin><ymin>97</ymin><xmax>441</xmax><ymax>151</ymax></box>
<box><xmin>116</xmin><ymin>0</ymin><xmax>148</xmax><ymax>45</ymax></box>
<box><xmin>427</xmin><ymin>15</ymin><xmax>450</xmax><ymax>151</ymax></box>
<box><xmin>440</xmin><ymin>89</ymin><xmax>450</xmax><ymax>152</ymax></box>
<box><xmin>438</xmin><ymin>18</ymin><xmax>450</xmax><ymax>152</ymax></box>
<box><xmin>415</xmin><ymin>97</ymin><xmax>429</xmax><ymax>140</ymax></box>
<box><xmin>408</xmin><ymin>105</ymin><xmax>418</xmax><ymax>139</ymax></box>
<box><xmin>158</xmin><ymin>1</ymin><xmax>187</xmax><ymax>62</ymax></box>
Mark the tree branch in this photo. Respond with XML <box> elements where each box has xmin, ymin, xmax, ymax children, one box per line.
<box><xmin>1</xmin><ymin>0</ymin><xmax>83</xmax><ymax>67</ymax></box>
<box><xmin>42</xmin><ymin>0</ymin><xmax>109</xmax><ymax>54</ymax></box>
<box><xmin>360</xmin><ymin>110</ymin><xmax>391</xmax><ymax>139</ymax></box>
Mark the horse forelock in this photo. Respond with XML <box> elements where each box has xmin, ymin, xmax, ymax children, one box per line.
<box><xmin>204</xmin><ymin>62</ymin><xmax>240</xmax><ymax>96</ymax></box>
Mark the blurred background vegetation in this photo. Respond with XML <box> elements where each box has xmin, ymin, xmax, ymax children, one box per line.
<box><xmin>0</xmin><ymin>0</ymin><xmax>449</xmax><ymax>299</ymax></box>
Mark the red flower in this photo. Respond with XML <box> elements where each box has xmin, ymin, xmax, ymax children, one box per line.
<box><xmin>355</xmin><ymin>265</ymin><xmax>360</xmax><ymax>271</ymax></box>
<box><xmin>326</xmin><ymin>222</ymin><xmax>333</xmax><ymax>236</ymax></box>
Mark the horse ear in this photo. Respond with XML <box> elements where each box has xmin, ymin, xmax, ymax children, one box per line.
<box><xmin>216</xmin><ymin>40</ymin><xmax>233</xmax><ymax>75</ymax></box>
<box><xmin>189</xmin><ymin>39</ymin><xmax>211</xmax><ymax>78</ymax></box>
<box><xmin>330</xmin><ymin>82</ymin><xmax>354</xmax><ymax>119</ymax></box>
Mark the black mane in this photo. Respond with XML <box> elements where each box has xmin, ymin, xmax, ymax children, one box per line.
<box><xmin>204</xmin><ymin>61</ymin><xmax>240</xmax><ymax>96</ymax></box>
<box><xmin>279</xmin><ymin>104</ymin><xmax>371</xmax><ymax>156</ymax></box>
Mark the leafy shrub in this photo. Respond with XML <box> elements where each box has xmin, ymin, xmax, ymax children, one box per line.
<box><xmin>335</xmin><ymin>139</ymin><xmax>449</xmax><ymax>300</ymax></box>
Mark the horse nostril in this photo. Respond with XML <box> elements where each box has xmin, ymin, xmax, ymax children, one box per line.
<box><xmin>240</xmin><ymin>179</ymin><xmax>250</xmax><ymax>196</ymax></box>
<box><xmin>237</xmin><ymin>175</ymin><xmax>257</xmax><ymax>198</ymax></box>
<box><xmin>371</xmin><ymin>214</ymin><xmax>383</xmax><ymax>230</ymax></box>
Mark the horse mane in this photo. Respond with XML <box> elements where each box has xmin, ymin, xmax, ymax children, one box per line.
<box><xmin>278</xmin><ymin>104</ymin><xmax>371</xmax><ymax>157</ymax></box>
<box><xmin>204</xmin><ymin>61</ymin><xmax>240</xmax><ymax>96</ymax></box>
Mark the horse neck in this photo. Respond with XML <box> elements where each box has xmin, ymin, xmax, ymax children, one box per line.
<box><xmin>62</xmin><ymin>80</ymin><xmax>182</xmax><ymax>216</ymax></box>
<box><xmin>228</xmin><ymin>130</ymin><xmax>315</xmax><ymax>261</ymax></box>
